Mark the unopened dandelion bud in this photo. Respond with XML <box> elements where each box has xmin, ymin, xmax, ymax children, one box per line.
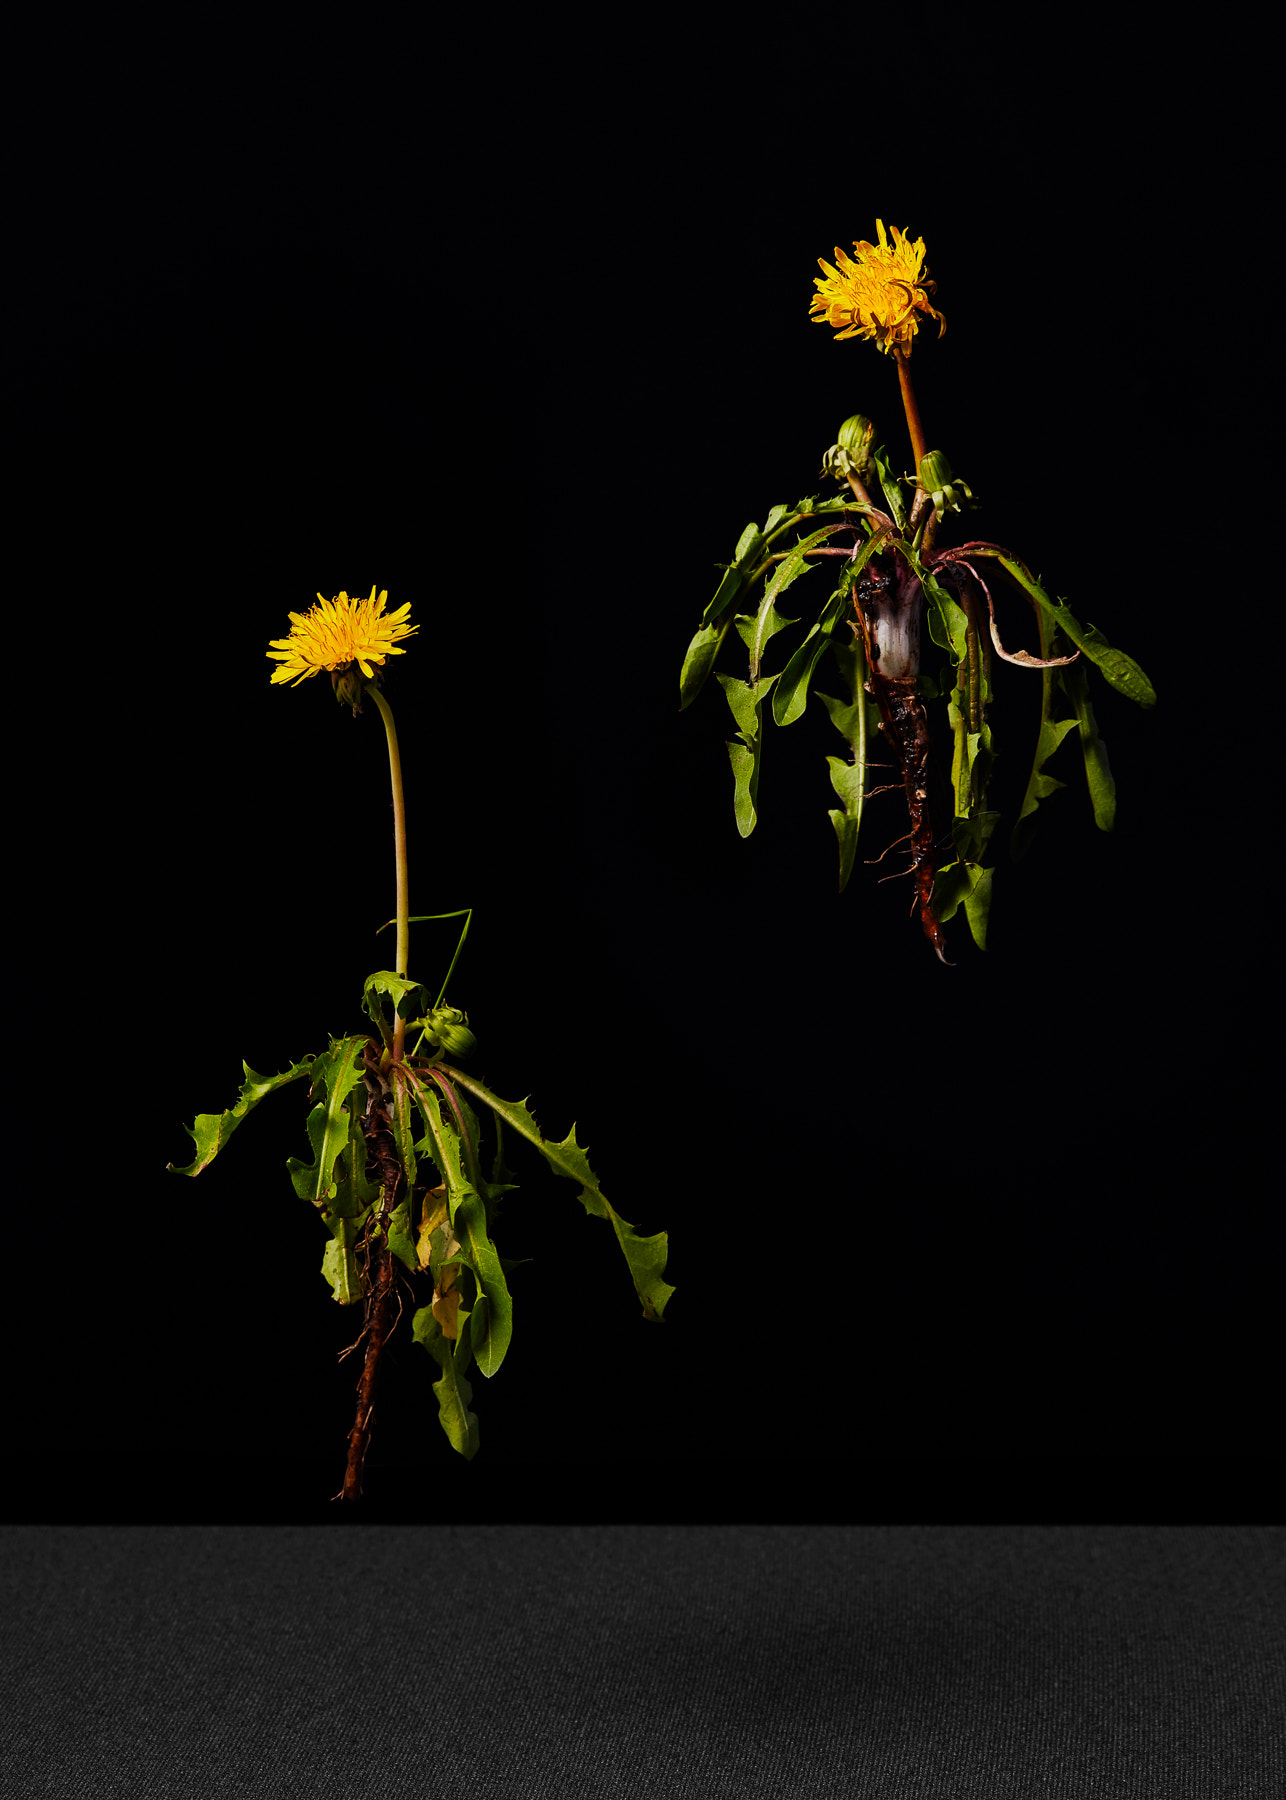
<box><xmin>837</xmin><ymin>414</ymin><xmax>876</xmax><ymax>465</ymax></box>
<box><xmin>426</xmin><ymin>1007</ymin><xmax>476</xmax><ymax>1057</ymax></box>
<box><xmin>918</xmin><ymin>450</ymin><xmax>953</xmax><ymax>490</ymax></box>
<box><xmin>821</xmin><ymin>415</ymin><xmax>877</xmax><ymax>484</ymax></box>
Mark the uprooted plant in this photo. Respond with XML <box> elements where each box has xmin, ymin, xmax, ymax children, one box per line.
<box><xmin>678</xmin><ymin>221</ymin><xmax>1156</xmax><ymax>960</ymax></box>
<box><xmin>169</xmin><ymin>588</ymin><xmax>673</xmax><ymax>1498</ymax></box>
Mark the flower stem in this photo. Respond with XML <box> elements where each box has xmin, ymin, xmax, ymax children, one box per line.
<box><xmin>365</xmin><ymin>682</ymin><xmax>409</xmax><ymax>1062</ymax></box>
<box><xmin>893</xmin><ymin>347</ymin><xmax>929</xmax><ymax>471</ymax></box>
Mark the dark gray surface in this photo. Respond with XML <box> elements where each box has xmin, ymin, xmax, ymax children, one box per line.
<box><xmin>5</xmin><ymin>1525</ymin><xmax>1283</xmax><ymax>1797</ymax></box>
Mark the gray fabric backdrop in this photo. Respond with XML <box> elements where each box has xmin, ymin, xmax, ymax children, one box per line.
<box><xmin>5</xmin><ymin>1524</ymin><xmax>1283</xmax><ymax>1798</ymax></box>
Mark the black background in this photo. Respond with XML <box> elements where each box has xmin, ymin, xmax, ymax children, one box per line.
<box><xmin>8</xmin><ymin>15</ymin><xmax>1278</xmax><ymax>1522</ymax></box>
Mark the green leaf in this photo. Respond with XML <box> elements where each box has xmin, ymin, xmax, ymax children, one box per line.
<box><xmin>320</xmin><ymin>1208</ymin><xmax>372</xmax><ymax>1304</ymax></box>
<box><xmin>932</xmin><ymin>862</ymin><xmax>993</xmax><ymax>950</ymax></box>
<box><xmin>390</xmin><ymin>1081</ymin><xmax>418</xmax><ymax>1212</ymax></box>
<box><xmin>734</xmin><ymin>522</ymin><xmax>766</xmax><ymax>568</ymax></box>
<box><xmin>724</xmin><ymin>741</ymin><xmax>758</xmax><ymax>838</ymax></box>
<box><xmin>763</xmin><ymin>504</ymin><xmax>790</xmax><ymax>534</ymax></box>
<box><xmin>945</xmin><ymin>695</ymin><xmax>995</xmax><ymax>825</ymax></box>
<box><xmin>412</xmin><ymin>1307</ymin><xmax>480</xmax><ymax>1459</ymax></box>
<box><xmin>386</xmin><ymin>1196</ymin><xmax>419</xmax><ymax>1273</ymax></box>
<box><xmin>362</xmin><ymin>970</ymin><xmax>430</xmax><ymax>1045</ymax></box>
<box><xmin>168</xmin><ymin>1054</ymin><xmax>316</xmax><ymax>1177</ymax></box>
<box><xmin>433</xmin><ymin>1066</ymin><xmax>674</xmax><ymax>1324</ymax></box>
<box><xmin>1061</xmin><ymin>659</ymin><xmax>1117</xmax><ymax>831</ymax></box>
<box><xmin>772</xmin><ymin>588</ymin><xmax>849</xmax><ymax>727</ymax></box>
<box><xmin>977</xmin><ymin>551</ymin><xmax>1157</xmax><ymax>708</ymax></box>
<box><xmin>964</xmin><ymin>867</ymin><xmax>993</xmax><ymax>950</ymax></box>
<box><xmin>745</xmin><ymin>523</ymin><xmax>843</xmax><ymax>680</ymax></box>
<box><xmin>679</xmin><ymin>614</ymin><xmax>732</xmax><ymax>710</ymax></box>
<box><xmin>284</xmin><ymin>1037</ymin><xmax>369</xmax><ymax>1211</ymax></box>
<box><xmin>405</xmin><ymin>1071</ymin><xmax>514</xmax><ymax>1378</ymax></box>
<box><xmin>701</xmin><ymin>565</ymin><xmax>742</xmax><ymax>628</ymax></box>
<box><xmin>1012</xmin><ymin>714</ymin><xmax>1080</xmax><ymax>857</ymax></box>
<box><xmin>921</xmin><ymin>569</ymin><xmax>971</xmax><ymax>663</ymax></box>
<box><xmin>815</xmin><ymin>636</ymin><xmax>869</xmax><ymax>890</ymax></box>
<box><xmin>825</xmin><ymin>760</ymin><xmax>864</xmax><ymax>892</ymax></box>
<box><xmin>716</xmin><ymin>672</ymin><xmax>777</xmax><ymax>838</ymax></box>
<box><xmin>870</xmin><ymin>444</ymin><xmax>908</xmax><ymax>530</ymax></box>
<box><xmin>734</xmin><ymin>603</ymin><xmax>799</xmax><ymax>671</ymax></box>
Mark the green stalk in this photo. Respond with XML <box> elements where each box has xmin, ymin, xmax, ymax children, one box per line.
<box><xmin>365</xmin><ymin>682</ymin><xmax>409</xmax><ymax>1062</ymax></box>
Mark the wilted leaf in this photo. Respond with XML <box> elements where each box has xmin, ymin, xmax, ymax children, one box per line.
<box><xmin>971</xmin><ymin>549</ymin><xmax>1156</xmax><ymax>708</ymax></box>
<box><xmin>405</xmin><ymin>1071</ymin><xmax>514</xmax><ymax>1378</ymax></box>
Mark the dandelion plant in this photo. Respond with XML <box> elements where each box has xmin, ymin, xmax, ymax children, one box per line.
<box><xmin>170</xmin><ymin>588</ymin><xmax>673</xmax><ymax>1498</ymax></box>
<box><xmin>678</xmin><ymin>222</ymin><xmax>1156</xmax><ymax>959</ymax></box>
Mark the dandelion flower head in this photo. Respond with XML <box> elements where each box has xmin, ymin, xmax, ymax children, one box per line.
<box><xmin>267</xmin><ymin>586</ymin><xmax>417</xmax><ymax>688</ymax></box>
<box><xmin>809</xmin><ymin>221</ymin><xmax>945</xmax><ymax>355</ymax></box>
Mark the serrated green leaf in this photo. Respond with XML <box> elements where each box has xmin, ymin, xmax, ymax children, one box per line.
<box><xmin>389</xmin><ymin>1080</ymin><xmax>417</xmax><ymax>1209</ymax></box>
<box><xmin>1012</xmin><ymin>714</ymin><xmax>1080</xmax><ymax>857</ymax></box>
<box><xmin>825</xmin><ymin>757</ymin><xmax>865</xmax><ymax>892</ymax></box>
<box><xmin>716</xmin><ymin>671</ymin><xmax>776</xmax><ymax>836</ymax></box>
<box><xmin>320</xmin><ymin>1207</ymin><xmax>372</xmax><ymax>1304</ymax></box>
<box><xmin>284</xmin><ymin>1037</ymin><xmax>369</xmax><ymax>1210</ymax></box>
<box><xmin>412</xmin><ymin>1307</ymin><xmax>479</xmax><ymax>1459</ymax></box>
<box><xmin>716</xmin><ymin>671</ymin><xmax>776</xmax><ymax>742</ymax></box>
<box><xmin>362</xmin><ymin>971</ymin><xmax>430</xmax><ymax>1046</ymax></box>
<box><xmin>816</xmin><ymin>684</ymin><xmax>864</xmax><ymax>745</ymax></box>
<box><xmin>725</xmin><ymin>740</ymin><xmax>759</xmax><ymax>837</ymax></box>
<box><xmin>734</xmin><ymin>604</ymin><xmax>799</xmax><ymax>664</ymax></box>
<box><xmin>815</xmin><ymin>636</ymin><xmax>870</xmax><ymax>888</ymax></box>
<box><xmin>433</xmin><ymin>1067</ymin><xmax>674</xmax><ymax>1324</ymax></box>
<box><xmin>168</xmin><ymin>1054</ymin><xmax>316</xmax><ymax>1177</ymax></box>
<box><xmin>747</xmin><ymin>524</ymin><xmax>843</xmax><ymax>679</ymax></box>
<box><xmin>386</xmin><ymin>1196</ymin><xmax>418</xmax><ymax>1273</ymax></box>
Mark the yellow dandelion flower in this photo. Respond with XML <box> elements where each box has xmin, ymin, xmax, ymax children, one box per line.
<box><xmin>809</xmin><ymin>220</ymin><xmax>945</xmax><ymax>355</ymax></box>
<box><xmin>266</xmin><ymin>586</ymin><xmax>417</xmax><ymax>688</ymax></box>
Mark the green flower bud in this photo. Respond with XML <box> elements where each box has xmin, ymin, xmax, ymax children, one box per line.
<box><xmin>917</xmin><ymin>450</ymin><xmax>953</xmax><ymax>491</ymax></box>
<box><xmin>837</xmin><ymin>413</ymin><xmax>876</xmax><ymax>462</ymax></box>
<box><xmin>913</xmin><ymin>450</ymin><xmax>974</xmax><ymax>515</ymax></box>
<box><xmin>424</xmin><ymin>1006</ymin><xmax>476</xmax><ymax>1058</ymax></box>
